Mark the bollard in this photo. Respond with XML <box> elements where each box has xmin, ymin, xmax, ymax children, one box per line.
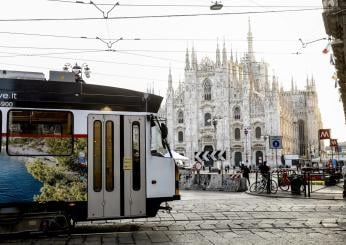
<box><xmin>307</xmin><ymin>173</ymin><xmax>310</xmax><ymax>197</ymax></box>
<box><xmin>304</xmin><ymin>173</ymin><xmax>307</xmax><ymax>197</ymax></box>
<box><xmin>266</xmin><ymin>172</ymin><xmax>271</xmax><ymax>194</ymax></box>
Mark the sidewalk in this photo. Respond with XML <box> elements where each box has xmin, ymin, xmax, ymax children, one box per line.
<box><xmin>246</xmin><ymin>178</ymin><xmax>345</xmax><ymax>200</ymax></box>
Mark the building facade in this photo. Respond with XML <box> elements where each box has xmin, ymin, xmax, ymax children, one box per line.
<box><xmin>163</xmin><ymin>21</ymin><xmax>323</xmax><ymax>168</ymax></box>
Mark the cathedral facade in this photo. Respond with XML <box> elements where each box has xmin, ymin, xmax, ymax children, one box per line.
<box><xmin>163</xmin><ymin>22</ymin><xmax>323</xmax><ymax>168</ymax></box>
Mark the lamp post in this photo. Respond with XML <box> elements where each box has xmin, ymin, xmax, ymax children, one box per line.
<box><xmin>244</xmin><ymin>127</ymin><xmax>249</xmax><ymax>165</ymax></box>
<box><xmin>211</xmin><ymin>116</ymin><xmax>224</xmax><ymax>184</ymax></box>
<box><xmin>263</xmin><ymin>135</ymin><xmax>268</xmax><ymax>163</ymax></box>
<box><xmin>210</xmin><ymin>1</ymin><xmax>223</xmax><ymax>10</ymax></box>
<box><xmin>63</xmin><ymin>62</ymin><xmax>91</xmax><ymax>82</ymax></box>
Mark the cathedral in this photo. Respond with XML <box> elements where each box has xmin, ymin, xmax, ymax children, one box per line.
<box><xmin>162</xmin><ymin>21</ymin><xmax>323</xmax><ymax>168</ymax></box>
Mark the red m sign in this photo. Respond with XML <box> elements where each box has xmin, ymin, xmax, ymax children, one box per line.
<box><xmin>330</xmin><ymin>139</ymin><xmax>338</xmax><ymax>147</ymax></box>
<box><xmin>319</xmin><ymin>129</ymin><xmax>330</xmax><ymax>140</ymax></box>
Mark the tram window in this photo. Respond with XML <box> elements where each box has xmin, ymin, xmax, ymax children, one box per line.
<box><xmin>93</xmin><ymin>120</ymin><xmax>102</xmax><ymax>192</ymax></box>
<box><xmin>132</xmin><ymin>122</ymin><xmax>141</xmax><ymax>191</ymax></box>
<box><xmin>7</xmin><ymin>110</ymin><xmax>73</xmax><ymax>156</ymax></box>
<box><xmin>150</xmin><ymin>120</ymin><xmax>168</xmax><ymax>157</ymax></box>
<box><xmin>105</xmin><ymin>121</ymin><xmax>114</xmax><ymax>192</ymax></box>
<box><xmin>0</xmin><ymin>111</ymin><xmax>2</xmax><ymax>152</ymax></box>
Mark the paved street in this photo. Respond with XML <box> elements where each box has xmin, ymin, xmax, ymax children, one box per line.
<box><xmin>1</xmin><ymin>190</ymin><xmax>345</xmax><ymax>244</ymax></box>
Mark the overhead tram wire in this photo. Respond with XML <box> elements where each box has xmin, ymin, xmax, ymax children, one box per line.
<box><xmin>0</xmin><ymin>32</ymin><xmax>299</xmax><ymax>42</ymax></box>
<box><xmin>0</xmin><ymin>8</ymin><xmax>324</xmax><ymax>22</ymax></box>
<box><xmin>46</xmin><ymin>1</ymin><xmax>320</xmax><ymax>8</ymax></box>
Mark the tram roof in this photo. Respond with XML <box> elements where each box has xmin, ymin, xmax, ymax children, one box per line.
<box><xmin>0</xmin><ymin>78</ymin><xmax>163</xmax><ymax>113</ymax></box>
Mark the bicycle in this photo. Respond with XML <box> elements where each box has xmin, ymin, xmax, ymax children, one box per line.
<box><xmin>249</xmin><ymin>175</ymin><xmax>278</xmax><ymax>194</ymax></box>
<box><xmin>278</xmin><ymin>172</ymin><xmax>290</xmax><ymax>191</ymax></box>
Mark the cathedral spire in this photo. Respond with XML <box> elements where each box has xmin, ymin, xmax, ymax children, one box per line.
<box><xmin>306</xmin><ymin>75</ymin><xmax>310</xmax><ymax>90</ymax></box>
<box><xmin>168</xmin><ymin>66</ymin><xmax>172</xmax><ymax>88</ymax></box>
<box><xmin>230</xmin><ymin>47</ymin><xmax>233</xmax><ymax>63</ymax></box>
<box><xmin>291</xmin><ymin>77</ymin><xmax>294</xmax><ymax>91</ymax></box>
<box><xmin>247</xmin><ymin>17</ymin><xmax>254</xmax><ymax>62</ymax></box>
<box><xmin>272</xmin><ymin>75</ymin><xmax>278</xmax><ymax>92</ymax></box>
<box><xmin>216</xmin><ymin>39</ymin><xmax>221</xmax><ymax>67</ymax></box>
<box><xmin>191</xmin><ymin>45</ymin><xmax>197</xmax><ymax>70</ymax></box>
<box><xmin>311</xmin><ymin>74</ymin><xmax>316</xmax><ymax>90</ymax></box>
<box><xmin>185</xmin><ymin>48</ymin><xmax>190</xmax><ymax>71</ymax></box>
<box><xmin>222</xmin><ymin>39</ymin><xmax>227</xmax><ymax>67</ymax></box>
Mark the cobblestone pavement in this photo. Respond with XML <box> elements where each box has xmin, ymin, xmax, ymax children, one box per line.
<box><xmin>1</xmin><ymin>191</ymin><xmax>345</xmax><ymax>244</ymax></box>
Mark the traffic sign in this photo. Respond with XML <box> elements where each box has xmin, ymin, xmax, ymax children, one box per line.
<box><xmin>269</xmin><ymin>136</ymin><xmax>282</xmax><ymax>149</ymax></box>
<box><xmin>194</xmin><ymin>150</ymin><xmax>227</xmax><ymax>161</ymax></box>
<box><xmin>195</xmin><ymin>162</ymin><xmax>202</xmax><ymax>170</ymax></box>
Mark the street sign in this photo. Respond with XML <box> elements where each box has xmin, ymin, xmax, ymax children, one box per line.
<box><xmin>319</xmin><ymin>129</ymin><xmax>331</xmax><ymax>140</ymax></box>
<box><xmin>202</xmin><ymin>151</ymin><xmax>210</xmax><ymax>161</ymax></box>
<box><xmin>269</xmin><ymin>136</ymin><xmax>282</xmax><ymax>149</ymax></box>
<box><xmin>218</xmin><ymin>150</ymin><xmax>226</xmax><ymax>161</ymax></box>
<box><xmin>195</xmin><ymin>162</ymin><xmax>202</xmax><ymax>170</ymax></box>
<box><xmin>194</xmin><ymin>151</ymin><xmax>203</xmax><ymax>162</ymax></box>
<box><xmin>194</xmin><ymin>150</ymin><xmax>227</xmax><ymax>161</ymax></box>
<box><xmin>330</xmin><ymin>139</ymin><xmax>338</xmax><ymax>147</ymax></box>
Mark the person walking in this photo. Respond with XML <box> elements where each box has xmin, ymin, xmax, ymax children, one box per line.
<box><xmin>241</xmin><ymin>164</ymin><xmax>250</xmax><ymax>185</ymax></box>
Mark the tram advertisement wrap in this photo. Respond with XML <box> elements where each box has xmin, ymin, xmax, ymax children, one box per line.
<box><xmin>0</xmin><ymin>137</ymin><xmax>87</xmax><ymax>204</ymax></box>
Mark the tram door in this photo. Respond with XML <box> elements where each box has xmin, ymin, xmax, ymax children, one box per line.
<box><xmin>123</xmin><ymin>115</ymin><xmax>146</xmax><ymax>217</ymax></box>
<box><xmin>88</xmin><ymin>115</ymin><xmax>121</xmax><ymax>219</ymax></box>
<box><xmin>87</xmin><ymin>114</ymin><xmax>146</xmax><ymax>219</ymax></box>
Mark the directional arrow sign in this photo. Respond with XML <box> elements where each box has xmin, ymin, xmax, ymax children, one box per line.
<box><xmin>210</xmin><ymin>151</ymin><xmax>218</xmax><ymax>161</ymax></box>
<box><xmin>202</xmin><ymin>151</ymin><xmax>210</xmax><ymax>161</ymax></box>
<box><xmin>218</xmin><ymin>150</ymin><xmax>226</xmax><ymax>161</ymax></box>
<box><xmin>194</xmin><ymin>151</ymin><xmax>203</xmax><ymax>162</ymax></box>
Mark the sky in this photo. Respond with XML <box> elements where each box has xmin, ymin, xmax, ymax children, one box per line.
<box><xmin>0</xmin><ymin>0</ymin><xmax>345</xmax><ymax>141</ymax></box>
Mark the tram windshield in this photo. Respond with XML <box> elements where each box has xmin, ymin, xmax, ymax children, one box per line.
<box><xmin>150</xmin><ymin>117</ymin><xmax>169</xmax><ymax>157</ymax></box>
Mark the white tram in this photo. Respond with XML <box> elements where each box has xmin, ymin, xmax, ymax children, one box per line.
<box><xmin>0</xmin><ymin>70</ymin><xmax>180</xmax><ymax>234</ymax></box>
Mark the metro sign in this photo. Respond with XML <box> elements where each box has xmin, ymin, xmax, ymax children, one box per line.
<box><xmin>319</xmin><ymin>129</ymin><xmax>331</xmax><ymax>140</ymax></box>
<box><xmin>330</xmin><ymin>139</ymin><xmax>338</xmax><ymax>147</ymax></box>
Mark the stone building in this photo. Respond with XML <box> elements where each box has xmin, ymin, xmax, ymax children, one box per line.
<box><xmin>162</xmin><ymin>21</ymin><xmax>323</xmax><ymax>168</ymax></box>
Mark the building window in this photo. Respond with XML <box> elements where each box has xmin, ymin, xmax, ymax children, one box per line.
<box><xmin>203</xmin><ymin>80</ymin><xmax>211</xmax><ymax>100</ymax></box>
<box><xmin>178</xmin><ymin>131</ymin><xmax>184</xmax><ymax>142</ymax></box>
<box><xmin>235</xmin><ymin>128</ymin><xmax>240</xmax><ymax>140</ymax></box>
<box><xmin>205</xmin><ymin>113</ymin><xmax>211</xmax><ymax>126</ymax></box>
<box><xmin>234</xmin><ymin>107</ymin><xmax>241</xmax><ymax>120</ymax></box>
<box><xmin>298</xmin><ymin>120</ymin><xmax>305</xmax><ymax>156</ymax></box>
<box><xmin>234</xmin><ymin>152</ymin><xmax>242</xmax><ymax>167</ymax></box>
<box><xmin>7</xmin><ymin>110</ymin><xmax>73</xmax><ymax>156</ymax></box>
<box><xmin>178</xmin><ymin>111</ymin><xmax>184</xmax><ymax>124</ymax></box>
<box><xmin>255</xmin><ymin>127</ymin><xmax>261</xmax><ymax>139</ymax></box>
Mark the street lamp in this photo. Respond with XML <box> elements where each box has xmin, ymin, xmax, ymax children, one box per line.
<box><xmin>263</xmin><ymin>135</ymin><xmax>268</xmax><ymax>162</ymax></box>
<box><xmin>244</xmin><ymin>127</ymin><xmax>249</xmax><ymax>165</ymax></box>
<box><xmin>63</xmin><ymin>62</ymin><xmax>91</xmax><ymax>82</ymax></box>
<box><xmin>210</xmin><ymin>1</ymin><xmax>223</xmax><ymax>10</ymax></box>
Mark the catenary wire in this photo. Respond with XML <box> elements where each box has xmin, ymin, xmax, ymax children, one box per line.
<box><xmin>0</xmin><ymin>8</ymin><xmax>324</xmax><ymax>22</ymax></box>
<box><xmin>46</xmin><ymin>0</ymin><xmax>320</xmax><ymax>8</ymax></box>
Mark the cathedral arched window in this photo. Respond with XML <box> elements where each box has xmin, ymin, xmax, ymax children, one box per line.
<box><xmin>298</xmin><ymin>120</ymin><xmax>305</xmax><ymax>156</ymax></box>
<box><xmin>203</xmin><ymin>80</ymin><xmax>212</xmax><ymax>101</ymax></box>
<box><xmin>177</xmin><ymin>111</ymin><xmax>184</xmax><ymax>124</ymax></box>
<box><xmin>205</xmin><ymin>113</ymin><xmax>212</xmax><ymax>126</ymax></box>
<box><xmin>234</xmin><ymin>107</ymin><xmax>241</xmax><ymax>120</ymax></box>
<box><xmin>255</xmin><ymin>127</ymin><xmax>261</xmax><ymax>139</ymax></box>
<box><xmin>235</xmin><ymin>128</ymin><xmax>241</xmax><ymax>140</ymax></box>
<box><xmin>178</xmin><ymin>131</ymin><xmax>184</xmax><ymax>142</ymax></box>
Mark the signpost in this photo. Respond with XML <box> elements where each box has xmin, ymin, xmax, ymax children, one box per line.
<box><xmin>269</xmin><ymin>136</ymin><xmax>282</xmax><ymax>183</ymax></box>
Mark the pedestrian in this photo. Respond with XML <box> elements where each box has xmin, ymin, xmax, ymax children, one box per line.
<box><xmin>242</xmin><ymin>165</ymin><xmax>250</xmax><ymax>185</ymax></box>
<box><xmin>259</xmin><ymin>161</ymin><xmax>270</xmax><ymax>181</ymax></box>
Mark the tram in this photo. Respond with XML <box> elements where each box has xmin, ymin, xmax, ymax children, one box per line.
<box><xmin>0</xmin><ymin>69</ymin><xmax>180</xmax><ymax>234</ymax></box>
